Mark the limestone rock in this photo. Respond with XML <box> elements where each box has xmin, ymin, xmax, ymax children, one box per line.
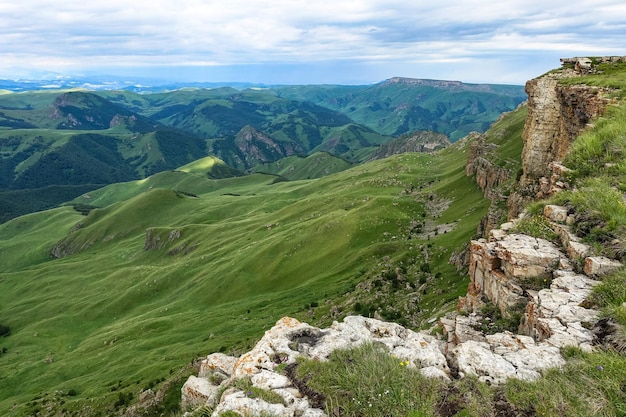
<box><xmin>584</xmin><ymin>256</ymin><xmax>623</xmax><ymax>277</ymax></box>
<box><xmin>181</xmin><ymin>375</ymin><xmax>220</xmax><ymax>409</ymax></box>
<box><xmin>232</xmin><ymin>317</ymin><xmax>315</xmax><ymax>377</ymax></box>
<box><xmin>520</xmin><ymin>270</ymin><xmax>600</xmax><ymax>351</ymax></box>
<box><xmin>212</xmin><ymin>388</ymin><xmax>289</xmax><ymax>417</ymax></box>
<box><xmin>544</xmin><ymin>205</ymin><xmax>568</xmax><ymax>223</ymax></box>
<box><xmin>494</xmin><ymin>234</ymin><xmax>563</xmax><ymax>280</ymax></box>
<box><xmin>199</xmin><ymin>352</ymin><xmax>237</xmax><ymax>378</ymax></box>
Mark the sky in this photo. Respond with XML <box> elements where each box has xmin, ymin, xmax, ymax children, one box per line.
<box><xmin>1</xmin><ymin>0</ymin><xmax>625</xmax><ymax>85</ymax></box>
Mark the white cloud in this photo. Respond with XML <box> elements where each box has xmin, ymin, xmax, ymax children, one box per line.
<box><xmin>1</xmin><ymin>0</ymin><xmax>625</xmax><ymax>83</ymax></box>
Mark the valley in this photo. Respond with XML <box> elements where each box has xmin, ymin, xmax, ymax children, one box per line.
<box><xmin>1</xmin><ymin>58</ymin><xmax>625</xmax><ymax>416</ymax></box>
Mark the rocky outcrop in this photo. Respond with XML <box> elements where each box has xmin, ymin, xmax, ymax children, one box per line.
<box><xmin>181</xmin><ymin>203</ymin><xmax>623</xmax><ymax>416</ymax></box>
<box><xmin>231</xmin><ymin>125</ymin><xmax>305</xmax><ymax>171</ymax></box>
<box><xmin>182</xmin><ymin>316</ymin><xmax>449</xmax><ymax>416</ymax></box>
<box><xmin>509</xmin><ymin>58</ymin><xmax>615</xmax><ymax>217</ymax></box>
<box><xmin>370</xmin><ymin>130</ymin><xmax>450</xmax><ymax>160</ymax></box>
<box><xmin>459</xmin><ymin>204</ymin><xmax>621</xmax><ymax>352</ymax></box>
<box><xmin>182</xmin><ymin>314</ymin><xmax>572</xmax><ymax>416</ymax></box>
<box><xmin>465</xmin><ymin>134</ymin><xmax>510</xmax><ymax>200</ymax></box>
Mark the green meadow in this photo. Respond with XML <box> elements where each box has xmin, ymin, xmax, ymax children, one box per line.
<box><xmin>0</xmin><ymin>132</ymin><xmax>491</xmax><ymax>415</ymax></box>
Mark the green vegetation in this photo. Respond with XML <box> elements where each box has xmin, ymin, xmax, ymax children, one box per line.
<box><xmin>289</xmin><ymin>335</ymin><xmax>626</xmax><ymax>416</ymax></box>
<box><xmin>250</xmin><ymin>152</ymin><xmax>353</xmax><ymax>180</ymax></box>
<box><xmin>511</xmin><ymin>212</ymin><xmax>560</xmax><ymax>244</ymax></box>
<box><xmin>291</xmin><ymin>342</ymin><xmax>626</xmax><ymax>416</ymax></box>
<box><xmin>505</xmin><ymin>349</ymin><xmax>626</xmax><ymax>417</ymax></box>
<box><xmin>275</xmin><ymin>80</ymin><xmax>526</xmax><ymax>141</ymax></box>
<box><xmin>295</xmin><ymin>342</ymin><xmax>442</xmax><ymax>416</ymax></box>
<box><xmin>0</xmin><ymin>144</ymin><xmax>488</xmax><ymax>415</ymax></box>
<box><xmin>559</xmin><ymin>59</ymin><xmax>626</xmax><ymax>97</ymax></box>
<box><xmin>590</xmin><ymin>270</ymin><xmax>626</xmax><ymax>328</ymax></box>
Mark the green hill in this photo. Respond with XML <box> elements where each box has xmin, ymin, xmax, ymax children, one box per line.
<box><xmin>0</xmin><ymin>113</ymin><xmax>509</xmax><ymax>414</ymax></box>
<box><xmin>250</xmin><ymin>152</ymin><xmax>353</xmax><ymax>180</ymax></box>
<box><xmin>98</xmin><ymin>88</ymin><xmax>392</xmax><ymax>165</ymax></box>
<box><xmin>0</xmin><ymin>81</ymin><xmax>524</xmax><ymax>223</ymax></box>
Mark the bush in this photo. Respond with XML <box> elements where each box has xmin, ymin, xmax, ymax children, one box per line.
<box><xmin>0</xmin><ymin>324</ymin><xmax>10</xmax><ymax>337</ymax></box>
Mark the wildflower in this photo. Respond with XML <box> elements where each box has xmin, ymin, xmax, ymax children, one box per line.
<box><xmin>597</xmin><ymin>365</ymin><xmax>604</xmax><ymax>371</ymax></box>
<box><xmin>247</xmin><ymin>390</ymin><xmax>254</xmax><ymax>397</ymax></box>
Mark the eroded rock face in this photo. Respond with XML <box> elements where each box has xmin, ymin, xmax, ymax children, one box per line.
<box><xmin>507</xmin><ymin>59</ymin><xmax>613</xmax><ymax>218</ymax></box>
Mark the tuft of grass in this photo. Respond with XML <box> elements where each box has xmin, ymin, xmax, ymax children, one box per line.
<box><xmin>230</xmin><ymin>377</ymin><xmax>286</xmax><ymax>406</ymax></box>
<box><xmin>552</xmin><ymin>178</ymin><xmax>626</xmax><ymax>258</ymax></box>
<box><xmin>589</xmin><ymin>268</ymin><xmax>626</xmax><ymax>327</ymax></box>
<box><xmin>505</xmin><ymin>349</ymin><xmax>626</xmax><ymax>417</ymax></box>
<box><xmin>295</xmin><ymin>342</ymin><xmax>443</xmax><ymax>417</ymax></box>
<box><xmin>511</xmin><ymin>212</ymin><xmax>560</xmax><ymax>244</ymax></box>
<box><xmin>563</xmin><ymin>105</ymin><xmax>626</xmax><ymax>180</ymax></box>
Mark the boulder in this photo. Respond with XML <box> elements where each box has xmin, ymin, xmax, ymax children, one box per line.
<box><xmin>584</xmin><ymin>256</ymin><xmax>623</xmax><ymax>277</ymax></box>
<box><xmin>181</xmin><ymin>375</ymin><xmax>220</xmax><ymax>409</ymax></box>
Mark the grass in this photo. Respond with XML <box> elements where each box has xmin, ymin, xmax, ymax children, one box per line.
<box><xmin>0</xmin><ymin>147</ymin><xmax>489</xmax><ymax>416</ymax></box>
<box><xmin>589</xmin><ymin>269</ymin><xmax>626</xmax><ymax>327</ymax></box>
<box><xmin>559</xmin><ymin>59</ymin><xmax>626</xmax><ymax>97</ymax></box>
<box><xmin>505</xmin><ymin>349</ymin><xmax>626</xmax><ymax>417</ymax></box>
<box><xmin>288</xmin><ymin>340</ymin><xmax>626</xmax><ymax>417</ymax></box>
<box><xmin>291</xmin><ymin>341</ymin><xmax>626</xmax><ymax>417</ymax></box>
<box><xmin>511</xmin><ymin>212</ymin><xmax>560</xmax><ymax>245</ymax></box>
<box><xmin>295</xmin><ymin>342</ymin><xmax>443</xmax><ymax>416</ymax></box>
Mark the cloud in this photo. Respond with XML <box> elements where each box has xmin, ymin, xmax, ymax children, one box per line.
<box><xmin>1</xmin><ymin>0</ymin><xmax>625</xmax><ymax>83</ymax></box>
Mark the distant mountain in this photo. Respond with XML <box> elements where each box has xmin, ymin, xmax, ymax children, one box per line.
<box><xmin>97</xmin><ymin>88</ymin><xmax>393</xmax><ymax>164</ymax></box>
<box><xmin>0</xmin><ymin>78</ymin><xmax>525</xmax><ymax>222</ymax></box>
<box><xmin>274</xmin><ymin>77</ymin><xmax>526</xmax><ymax>141</ymax></box>
<box><xmin>250</xmin><ymin>152</ymin><xmax>353</xmax><ymax>180</ymax></box>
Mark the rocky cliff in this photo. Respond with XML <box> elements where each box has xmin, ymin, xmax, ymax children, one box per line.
<box><xmin>508</xmin><ymin>57</ymin><xmax>620</xmax><ymax>217</ymax></box>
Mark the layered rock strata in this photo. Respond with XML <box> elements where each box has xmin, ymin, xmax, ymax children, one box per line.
<box><xmin>509</xmin><ymin>58</ymin><xmax>614</xmax><ymax>217</ymax></box>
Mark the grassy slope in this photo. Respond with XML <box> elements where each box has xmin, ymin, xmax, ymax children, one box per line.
<box><xmin>0</xmin><ymin>138</ymin><xmax>489</xmax><ymax>415</ymax></box>
<box><xmin>286</xmin><ymin>63</ymin><xmax>626</xmax><ymax>417</ymax></box>
<box><xmin>249</xmin><ymin>152</ymin><xmax>353</xmax><ymax>180</ymax></box>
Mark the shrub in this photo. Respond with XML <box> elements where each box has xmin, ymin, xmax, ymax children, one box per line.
<box><xmin>0</xmin><ymin>324</ymin><xmax>10</xmax><ymax>337</ymax></box>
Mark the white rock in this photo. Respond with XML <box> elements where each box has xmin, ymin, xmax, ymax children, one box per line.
<box><xmin>452</xmin><ymin>340</ymin><xmax>517</xmax><ymax>384</ymax></box>
<box><xmin>567</xmin><ymin>241</ymin><xmax>591</xmax><ymax>260</ymax></box>
<box><xmin>232</xmin><ymin>317</ymin><xmax>317</xmax><ymax>377</ymax></box>
<box><xmin>181</xmin><ymin>375</ymin><xmax>220</xmax><ymax>409</ymax></box>
<box><xmin>212</xmin><ymin>389</ymin><xmax>289</xmax><ymax>417</ymax></box>
<box><xmin>584</xmin><ymin>256</ymin><xmax>623</xmax><ymax>277</ymax></box>
<box><xmin>251</xmin><ymin>370</ymin><xmax>292</xmax><ymax>390</ymax></box>
<box><xmin>544</xmin><ymin>205</ymin><xmax>568</xmax><ymax>223</ymax></box>
<box><xmin>199</xmin><ymin>352</ymin><xmax>237</xmax><ymax>378</ymax></box>
<box><xmin>420</xmin><ymin>366</ymin><xmax>451</xmax><ymax>380</ymax></box>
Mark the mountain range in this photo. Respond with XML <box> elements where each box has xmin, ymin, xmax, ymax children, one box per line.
<box><xmin>0</xmin><ymin>78</ymin><xmax>524</xmax><ymax>222</ymax></box>
<box><xmin>1</xmin><ymin>58</ymin><xmax>626</xmax><ymax>416</ymax></box>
